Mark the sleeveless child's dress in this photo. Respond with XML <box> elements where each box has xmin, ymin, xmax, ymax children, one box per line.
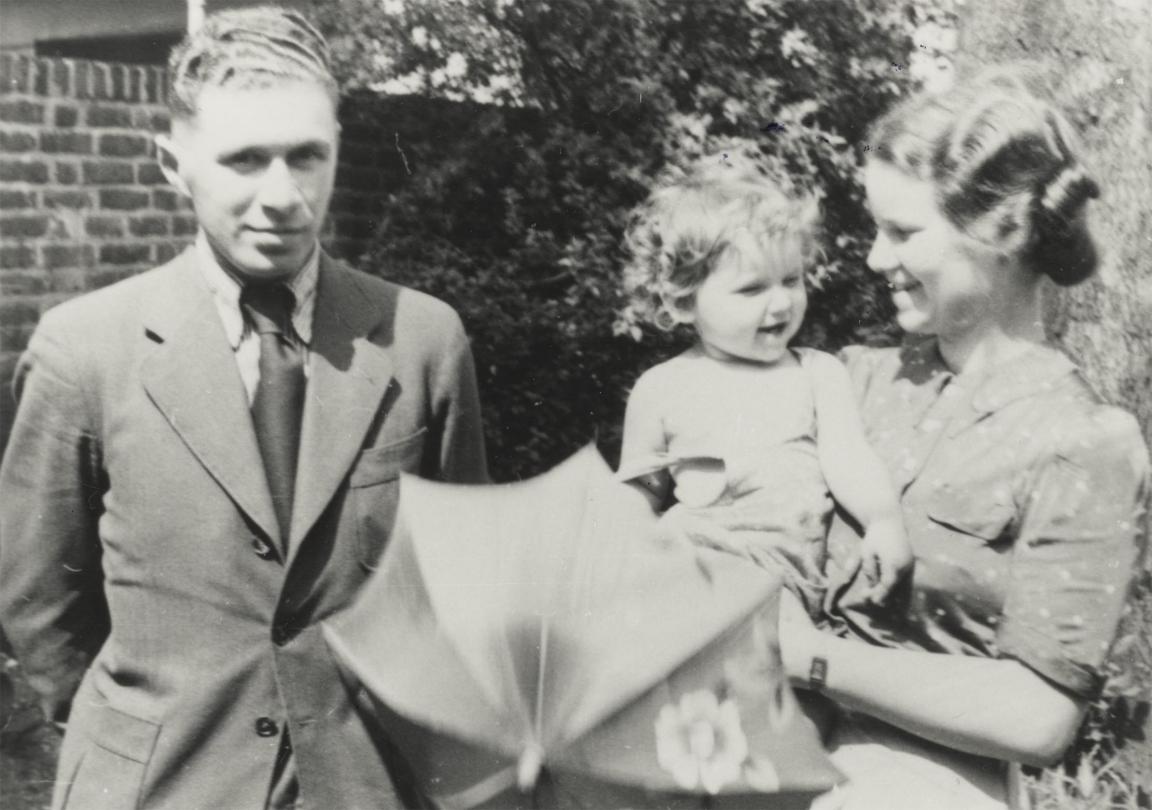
<box><xmin>619</xmin><ymin>348</ymin><xmax>834</xmax><ymax>615</ymax></box>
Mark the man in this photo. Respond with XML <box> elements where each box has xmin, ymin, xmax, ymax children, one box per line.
<box><xmin>0</xmin><ymin>8</ymin><xmax>487</xmax><ymax>809</ymax></box>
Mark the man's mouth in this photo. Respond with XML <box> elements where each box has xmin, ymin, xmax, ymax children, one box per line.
<box><xmin>248</xmin><ymin>226</ymin><xmax>307</xmax><ymax>237</ymax></box>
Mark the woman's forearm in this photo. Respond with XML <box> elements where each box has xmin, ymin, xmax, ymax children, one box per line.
<box><xmin>791</xmin><ymin>632</ymin><xmax>1086</xmax><ymax>766</ymax></box>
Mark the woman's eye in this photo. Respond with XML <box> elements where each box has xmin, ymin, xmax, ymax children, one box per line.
<box><xmin>885</xmin><ymin>225</ymin><xmax>915</xmax><ymax>243</ymax></box>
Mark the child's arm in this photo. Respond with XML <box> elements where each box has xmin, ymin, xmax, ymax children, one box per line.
<box><xmin>619</xmin><ymin>371</ymin><xmax>673</xmax><ymax>513</ymax></box>
<box><xmin>808</xmin><ymin>351</ymin><xmax>911</xmax><ymax>600</ymax></box>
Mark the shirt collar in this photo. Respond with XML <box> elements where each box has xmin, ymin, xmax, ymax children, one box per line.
<box><xmin>903</xmin><ymin>336</ymin><xmax>1077</xmax><ymax>413</ymax></box>
<box><xmin>195</xmin><ymin>232</ymin><xmax>319</xmax><ymax>349</ymax></box>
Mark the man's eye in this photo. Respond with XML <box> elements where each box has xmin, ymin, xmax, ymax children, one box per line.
<box><xmin>289</xmin><ymin>147</ymin><xmax>328</xmax><ymax>167</ymax></box>
<box><xmin>223</xmin><ymin>151</ymin><xmax>264</xmax><ymax>170</ymax></box>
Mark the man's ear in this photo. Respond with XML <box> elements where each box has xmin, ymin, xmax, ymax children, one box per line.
<box><xmin>154</xmin><ymin>134</ymin><xmax>191</xmax><ymax>197</ymax></box>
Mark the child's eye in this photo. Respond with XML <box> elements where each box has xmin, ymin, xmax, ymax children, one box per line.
<box><xmin>782</xmin><ymin>275</ymin><xmax>803</xmax><ymax>288</ymax></box>
<box><xmin>736</xmin><ymin>284</ymin><xmax>767</xmax><ymax>296</ymax></box>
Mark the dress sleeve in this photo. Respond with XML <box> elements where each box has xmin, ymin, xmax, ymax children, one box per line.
<box><xmin>995</xmin><ymin>407</ymin><xmax>1150</xmax><ymax>698</ymax></box>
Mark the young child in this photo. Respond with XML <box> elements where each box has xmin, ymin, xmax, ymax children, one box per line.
<box><xmin>617</xmin><ymin>155</ymin><xmax>911</xmax><ymax>616</ymax></box>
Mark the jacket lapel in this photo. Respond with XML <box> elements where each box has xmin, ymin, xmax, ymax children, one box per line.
<box><xmin>288</xmin><ymin>255</ymin><xmax>394</xmax><ymax>558</ymax></box>
<box><xmin>140</xmin><ymin>250</ymin><xmax>281</xmax><ymax>544</ymax></box>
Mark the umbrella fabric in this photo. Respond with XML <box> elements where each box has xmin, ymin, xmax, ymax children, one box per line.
<box><xmin>323</xmin><ymin>445</ymin><xmax>841</xmax><ymax>808</ymax></box>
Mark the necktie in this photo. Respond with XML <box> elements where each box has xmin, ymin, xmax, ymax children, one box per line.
<box><xmin>241</xmin><ymin>283</ymin><xmax>306</xmax><ymax>547</ymax></box>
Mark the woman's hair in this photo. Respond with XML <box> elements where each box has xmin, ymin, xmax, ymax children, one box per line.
<box><xmin>167</xmin><ymin>5</ymin><xmax>337</xmax><ymax>121</ymax></box>
<box><xmin>623</xmin><ymin>155</ymin><xmax>820</xmax><ymax>330</ymax></box>
<box><xmin>867</xmin><ymin>70</ymin><xmax>1100</xmax><ymax>286</ymax></box>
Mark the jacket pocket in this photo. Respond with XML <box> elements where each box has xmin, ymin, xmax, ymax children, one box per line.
<box><xmin>351</xmin><ymin>428</ymin><xmax>427</xmax><ymax>568</ymax></box>
<box><xmin>926</xmin><ymin>486</ymin><xmax>1017</xmax><ymax>542</ymax></box>
<box><xmin>58</xmin><ymin>704</ymin><xmax>161</xmax><ymax>810</ymax></box>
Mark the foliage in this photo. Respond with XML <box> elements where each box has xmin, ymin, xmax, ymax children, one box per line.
<box><xmin>307</xmin><ymin>0</ymin><xmax>932</xmax><ymax>478</ymax></box>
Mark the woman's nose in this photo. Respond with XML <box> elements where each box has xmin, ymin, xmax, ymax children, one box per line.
<box><xmin>866</xmin><ymin>231</ymin><xmax>897</xmax><ymax>275</ymax></box>
<box><xmin>256</xmin><ymin>159</ymin><xmax>303</xmax><ymax>212</ymax></box>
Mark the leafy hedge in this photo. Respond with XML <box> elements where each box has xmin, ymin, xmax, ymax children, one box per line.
<box><xmin>309</xmin><ymin>0</ymin><xmax>940</xmax><ymax>479</ymax></box>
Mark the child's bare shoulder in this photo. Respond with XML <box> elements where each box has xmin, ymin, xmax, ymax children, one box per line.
<box><xmin>632</xmin><ymin>350</ymin><xmax>702</xmax><ymax>393</ymax></box>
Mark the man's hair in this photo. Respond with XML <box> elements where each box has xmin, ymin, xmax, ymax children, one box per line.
<box><xmin>167</xmin><ymin>5</ymin><xmax>337</xmax><ymax>120</ymax></box>
<box><xmin>622</xmin><ymin>154</ymin><xmax>820</xmax><ymax>331</ymax></box>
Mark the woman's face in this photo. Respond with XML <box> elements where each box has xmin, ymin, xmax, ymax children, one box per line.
<box><xmin>864</xmin><ymin>160</ymin><xmax>999</xmax><ymax>337</ymax></box>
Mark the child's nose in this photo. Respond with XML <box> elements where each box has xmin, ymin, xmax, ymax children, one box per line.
<box><xmin>765</xmin><ymin>286</ymin><xmax>792</xmax><ymax>315</ymax></box>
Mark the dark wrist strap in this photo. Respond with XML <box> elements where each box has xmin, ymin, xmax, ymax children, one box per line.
<box><xmin>808</xmin><ymin>655</ymin><xmax>829</xmax><ymax>692</ymax></box>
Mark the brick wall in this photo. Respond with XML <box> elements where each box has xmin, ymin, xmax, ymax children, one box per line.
<box><xmin>0</xmin><ymin>54</ymin><xmax>396</xmax><ymax>451</ymax></box>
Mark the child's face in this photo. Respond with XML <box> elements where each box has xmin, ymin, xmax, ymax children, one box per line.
<box><xmin>684</xmin><ymin>237</ymin><xmax>807</xmax><ymax>365</ymax></box>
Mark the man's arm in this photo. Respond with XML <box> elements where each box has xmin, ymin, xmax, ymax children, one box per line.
<box><xmin>0</xmin><ymin>314</ymin><xmax>109</xmax><ymax>724</ymax></box>
<box><xmin>427</xmin><ymin>309</ymin><xmax>489</xmax><ymax>484</ymax></box>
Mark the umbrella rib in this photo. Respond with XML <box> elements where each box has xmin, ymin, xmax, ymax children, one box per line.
<box><xmin>535</xmin><ymin>618</ymin><xmax>549</xmax><ymax>741</ymax></box>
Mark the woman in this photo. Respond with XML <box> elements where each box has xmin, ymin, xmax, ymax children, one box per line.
<box><xmin>776</xmin><ymin>72</ymin><xmax>1150</xmax><ymax>810</ymax></box>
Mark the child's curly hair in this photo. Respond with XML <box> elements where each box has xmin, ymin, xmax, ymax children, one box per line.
<box><xmin>622</xmin><ymin>154</ymin><xmax>820</xmax><ymax>331</ymax></box>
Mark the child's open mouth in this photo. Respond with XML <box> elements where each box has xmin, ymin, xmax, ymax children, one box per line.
<box><xmin>758</xmin><ymin>323</ymin><xmax>789</xmax><ymax>336</ymax></box>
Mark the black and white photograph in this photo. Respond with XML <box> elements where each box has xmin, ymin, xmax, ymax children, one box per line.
<box><xmin>0</xmin><ymin>1</ymin><xmax>1149</xmax><ymax>808</ymax></box>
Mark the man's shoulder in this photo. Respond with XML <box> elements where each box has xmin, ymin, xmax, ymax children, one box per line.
<box><xmin>36</xmin><ymin>254</ymin><xmax>192</xmax><ymax>339</ymax></box>
<box><xmin>327</xmin><ymin>258</ymin><xmax>464</xmax><ymax>333</ymax></box>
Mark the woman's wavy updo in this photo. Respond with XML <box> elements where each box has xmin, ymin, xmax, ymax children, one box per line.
<box><xmin>622</xmin><ymin>155</ymin><xmax>820</xmax><ymax>331</ymax></box>
<box><xmin>867</xmin><ymin>71</ymin><xmax>1100</xmax><ymax>286</ymax></box>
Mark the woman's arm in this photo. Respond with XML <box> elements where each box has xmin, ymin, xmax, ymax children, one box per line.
<box><xmin>779</xmin><ymin>591</ymin><xmax>1086</xmax><ymax>766</ymax></box>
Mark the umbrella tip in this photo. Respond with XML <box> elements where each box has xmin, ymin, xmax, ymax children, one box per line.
<box><xmin>516</xmin><ymin>743</ymin><xmax>545</xmax><ymax>792</ymax></box>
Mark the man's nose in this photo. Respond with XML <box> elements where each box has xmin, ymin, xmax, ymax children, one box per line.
<box><xmin>256</xmin><ymin>159</ymin><xmax>303</xmax><ymax>212</ymax></box>
<box><xmin>866</xmin><ymin>232</ymin><xmax>897</xmax><ymax>274</ymax></box>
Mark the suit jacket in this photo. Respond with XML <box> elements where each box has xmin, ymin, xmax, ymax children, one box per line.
<box><xmin>0</xmin><ymin>249</ymin><xmax>488</xmax><ymax>810</ymax></box>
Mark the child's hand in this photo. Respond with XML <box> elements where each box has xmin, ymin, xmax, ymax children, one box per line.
<box><xmin>855</xmin><ymin>517</ymin><xmax>913</xmax><ymax>604</ymax></box>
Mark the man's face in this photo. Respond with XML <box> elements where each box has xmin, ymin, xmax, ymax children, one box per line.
<box><xmin>160</xmin><ymin>80</ymin><xmax>339</xmax><ymax>281</ymax></box>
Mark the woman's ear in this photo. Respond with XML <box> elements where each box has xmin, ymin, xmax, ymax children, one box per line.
<box><xmin>970</xmin><ymin>194</ymin><xmax>1033</xmax><ymax>258</ymax></box>
<box><xmin>154</xmin><ymin>134</ymin><xmax>191</xmax><ymax>197</ymax></box>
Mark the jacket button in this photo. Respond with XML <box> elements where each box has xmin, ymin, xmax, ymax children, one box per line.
<box><xmin>252</xmin><ymin>537</ymin><xmax>275</xmax><ymax>559</ymax></box>
<box><xmin>254</xmin><ymin>717</ymin><xmax>279</xmax><ymax>737</ymax></box>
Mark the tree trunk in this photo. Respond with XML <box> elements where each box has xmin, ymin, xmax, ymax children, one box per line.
<box><xmin>958</xmin><ymin>0</ymin><xmax>1152</xmax><ymax>446</ymax></box>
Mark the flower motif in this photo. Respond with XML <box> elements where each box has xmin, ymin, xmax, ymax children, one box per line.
<box><xmin>655</xmin><ymin>691</ymin><xmax>749</xmax><ymax>794</ymax></box>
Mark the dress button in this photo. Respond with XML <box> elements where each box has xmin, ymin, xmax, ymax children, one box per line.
<box><xmin>252</xmin><ymin>537</ymin><xmax>275</xmax><ymax>559</ymax></box>
<box><xmin>254</xmin><ymin>717</ymin><xmax>279</xmax><ymax>737</ymax></box>
<box><xmin>271</xmin><ymin>624</ymin><xmax>291</xmax><ymax>646</ymax></box>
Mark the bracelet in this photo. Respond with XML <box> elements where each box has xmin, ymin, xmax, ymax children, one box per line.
<box><xmin>808</xmin><ymin>655</ymin><xmax>828</xmax><ymax>692</ymax></box>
